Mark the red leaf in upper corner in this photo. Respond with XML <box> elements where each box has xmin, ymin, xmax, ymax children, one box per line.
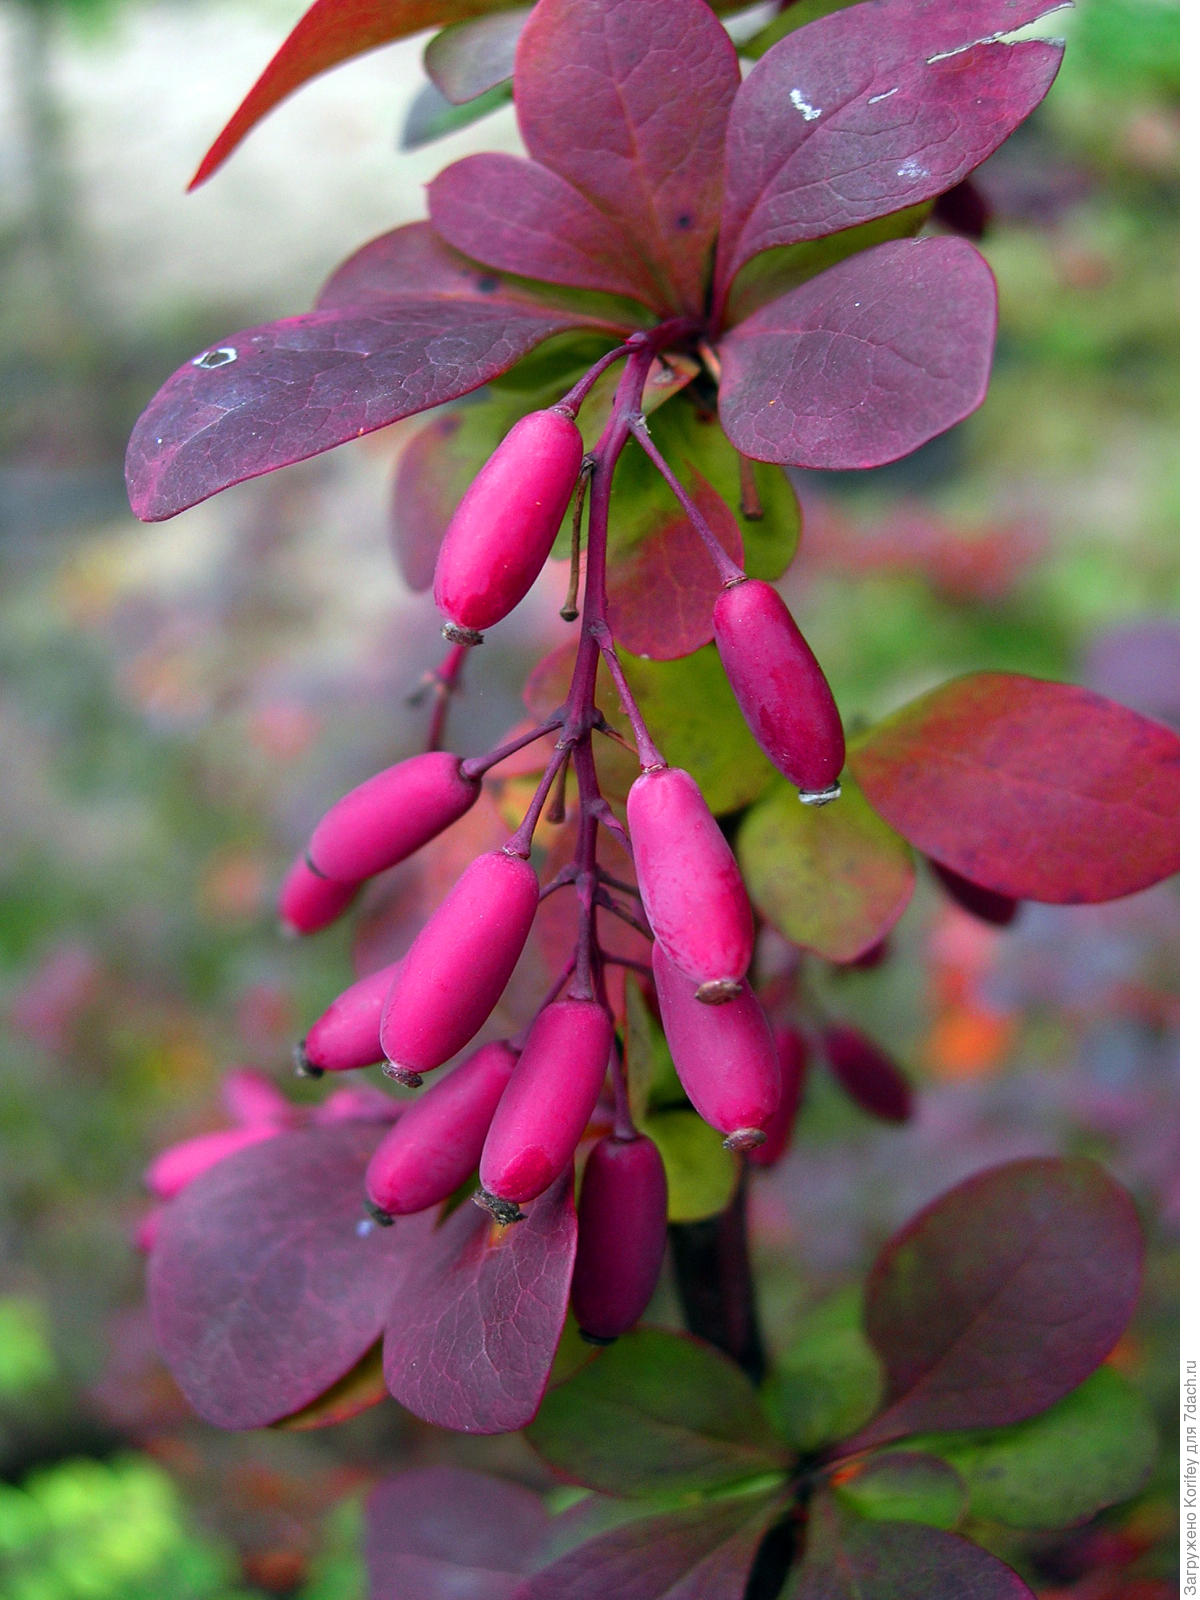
<box><xmin>717</xmin><ymin>238</ymin><xmax>996</xmax><ymax>469</ymax></box>
<box><xmin>849</xmin><ymin>672</ymin><xmax>1180</xmax><ymax>903</ymax></box>
<box><xmin>715</xmin><ymin>0</ymin><xmax>1066</xmax><ymax>302</ymax></box>
<box><xmin>513</xmin><ymin>0</ymin><xmax>740</xmax><ymax>317</ymax></box>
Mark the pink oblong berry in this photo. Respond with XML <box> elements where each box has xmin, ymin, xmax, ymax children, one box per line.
<box><xmin>713</xmin><ymin>578</ymin><xmax>845</xmax><ymax>802</ymax></box>
<box><xmin>571</xmin><ymin>1133</ymin><xmax>668</xmax><ymax>1342</ymax></box>
<box><xmin>365</xmin><ymin>1040</ymin><xmax>517</xmax><ymax>1217</ymax></box>
<box><xmin>144</xmin><ymin>1124</ymin><xmax>280</xmax><ymax>1200</ymax></box>
<box><xmin>300</xmin><ymin>958</ymin><xmax>404</xmax><ymax>1074</ymax></box>
<box><xmin>652</xmin><ymin>942</ymin><xmax>780</xmax><ymax>1149</ymax></box>
<box><xmin>626</xmin><ymin>766</ymin><xmax>755</xmax><ymax>999</ymax></box>
<box><xmin>278</xmin><ymin>852</ymin><xmax>359</xmax><ymax>935</ymax></box>
<box><xmin>379</xmin><ymin>849</ymin><xmax>540</xmax><ymax>1080</ymax></box>
<box><xmin>822</xmin><ymin>1024</ymin><xmax>913</xmax><ymax>1124</ymax></box>
<box><xmin>434</xmin><ymin>408</ymin><xmax>583</xmax><ymax>639</ymax></box>
<box><xmin>746</xmin><ymin>1028</ymin><xmax>809</xmax><ymax>1169</ymax></box>
<box><xmin>307</xmin><ymin>751</ymin><xmax>481</xmax><ymax>883</ymax></box>
<box><xmin>220</xmin><ymin>1068</ymin><xmax>294</xmax><ymax>1128</ymax></box>
<box><xmin>479</xmin><ymin>999</ymin><xmax>612</xmax><ymax>1211</ymax></box>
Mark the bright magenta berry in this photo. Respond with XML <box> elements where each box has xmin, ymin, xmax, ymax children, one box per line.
<box><xmin>307</xmin><ymin>751</ymin><xmax>481</xmax><ymax>883</ymax></box>
<box><xmin>433</xmin><ymin>408</ymin><xmax>583</xmax><ymax>640</ymax></box>
<box><xmin>571</xmin><ymin>1133</ymin><xmax>668</xmax><ymax>1343</ymax></box>
<box><xmin>478</xmin><ymin>998</ymin><xmax>612</xmax><ymax>1214</ymax></box>
<box><xmin>379</xmin><ymin>849</ymin><xmax>540</xmax><ymax>1081</ymax></box>
<box><xmin>746</xmin><ymin>1028</ymin><xmax>809</xmax><ymax>1169</ymax></box>
<box><xmin>822</xmin><ymin>1024</ymin><xmax>913</xmax><ymax>1124</ymax></box>
<box><xmin>299</xmin><ymin>959</ymin><xmax>405</xmax><ymax>1075</ymax></box>
<box><xmin>278</xmin><ymin>852</ymin><xmax>358</xmax><ymax>935</ymax></box>
<box><xmin>365</xmin><ymin>1040</ymin><xmax>517</xmax><ymax>1217</ymax></box>
<box><xmin>220</xmin><ymin>1068</ymin><xmax>295</xmax><ymax>1128</ymax></box>
<box><xmin>626</xmin><ymin>766</ymin><xmax>755</xmax><ymax>1000</ymax></box>
<box><xmin>713</xmin><ymin>578</ymin><xmax>845</xmax><ymax>803</ymax></box>
<box><xmin>651</xmin><ymin>942</ymin><xmax>780</xmax><ymax>1149</ymax></box>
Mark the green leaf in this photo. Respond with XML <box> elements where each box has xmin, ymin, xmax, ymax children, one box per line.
<box><xmin>762</xmin><ymin>1288</ymin><xmax>884</xmax><ymax>1451</ymax></box>
<box><xmin>623</xmin><ymin>975</ymin><xmax>682</xmax><ymax>1123</ymax></box>
<box><xmin>401</xmin><ymin>78</ymin><xmax>512</xmax><ymax>149</ymax></box>
<box><xmin>526</xmin><ymin>1329</ymin><xmax>791</xmax><ymax>1498</ymax></box>
<box><xmin>737</xmin><ymin>777</ymin><xmax>915</xmax><ymax>963</ymax></box>
<box><xmin>642</xmin><ymin>1108</ymin><xmax>739</xmax><ymax>1223</ymax></box>
<box><xmin>916</xmin><ymin>1367</ymin><xmax>1159</xmax><ymax>1529</ymax></box>
<box><xmin>832</xmin><ymin>1452</ymin><xmax>966</xmax><ymax>1530</ymax></box>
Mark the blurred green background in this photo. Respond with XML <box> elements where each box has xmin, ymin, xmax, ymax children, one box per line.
<box><xmin>0</xmin><ymin>1</ymin><xmax>1178</xmax><ymax>1594</ymax></box>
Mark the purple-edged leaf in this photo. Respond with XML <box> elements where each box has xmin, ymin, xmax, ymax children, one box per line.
<box><xmin>426</xmin><ymin>10</ymin><xmax>531</xmax><ymax>103</ymax></box>
<box><xmin>513</xmin><ymin>1493</ymin><xmax>783</xmax><ymax>1600</ymax></box>
<box><xmin>831</xmin><ymin>1452</ymin><xmax>966</xmax><ymax>1529</ymax></box>
<box><xmin>148</xmin><ymin>1124</ymin><xmax>418</xmax><ymax>1430</ymax></box>
<box><xmin>848</xmin><ymin>1158</ymin><xmax>1143</xmax><ymax>1451</ymax></box>
<box><xmin>715</xmin><ymin>0</ymin><xmax>1066</xmax><ymax>297</ymax></box>
<box><xmin>849</xmin><ymin>672</ymin><xmax>1181</xmax><ymax>903</ymax></box>
<box><xmin>429</xmin><ymin>154</ymin><xmax>664</xmax><ymax>306</ymax></box>
<box><xmin>526</xmin><ymin>1329</ymin><xmax>790</xmax><ymax>1497</ymax></box>
<box><xmin>718</xmin><ymin>237</ymin><xmax>996</xmax><ymax>469</ymax></box>
<box><xmin>383</xmin><ymin>1171</ymin><xmax>576</xmax><ymax>1434</ymax></box>
<box><xmin>365</xmin><ymin>1467</ymin><xmax>549</xmax><ymax>1600</ymax></box>
<box><xmin>786</xmin><ymin>1495</ymin><xmax>1035</xmax><ymax>1599</ymax></box>
<box><xmin>513</xmin><ymin>0</ymin><xmax>740</xmax><ymax>315</ymax></box>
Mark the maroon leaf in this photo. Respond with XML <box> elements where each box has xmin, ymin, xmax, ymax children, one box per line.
<box><xmin>365</xmin><ymin>1467</ymin><xmax>549</xmax><ymax>1600</ymax></box>
<box><xmin>513</xmin><ymin>1493</ymin><xmax>783</xmax><ymax>1600</ymax></box>
<box><xmin>717</xmin><ymin>238</ymin><xmax>996</xmax><ymax>469</ymax></box>
<box><xmin>383</xmin><ymin>1170</ymin><xmax>577</xmax><ymax>1433</ymax></box>
<box><xmin>715</xmin><ymin>0</ymin><xmax>1065</xmax><ymax>300</ymax></box>
<box><xmin>847</xmin><ymin>1158</ymin><xmax>1143</xmax><ymax>1451</ymax></box>
<box><xmin>316</xmin><ymin>220</ymin><xmax>557</xmax><ymax>310</ymax></box>
<box><xmin>822</xmin><ymin>1025</ymin><xmax>913</xmax><ymax>1124</ymax></box>
<box><xmin>426</xmin><ymin>10</ymin><xmax>532</xmax><ymax>103</ymax></box>
<box><xmin>513</xmin><ymin>0</ymin><xmax>740</xmax><ymax>315</ymax></box>
<box><xmin>148</xmin><ymin>1124</ymin><xmax>418</xmax><ymax>1430</ymax></box>
<box><xmin>849</xmin><ymin>673</ymin><xmax>1180</xmax><ymax>903</ymax></box>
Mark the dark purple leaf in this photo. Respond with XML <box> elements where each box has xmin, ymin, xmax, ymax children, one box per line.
<box><xmin>717</xmin><ymin>238</ymin><xmax>996</xmax><ymax>469</ymax></box>
<box><xmin>148</xmin><ymin>1123</ymin><xmax>419</xmax><ymax>1430</ymax></box>
<box><xmin>513</xmin><ymin>1493</ymin><xmax>783</xmax><ymax>1600</ymax></box>
<box><xmin>715</xmin><ymin>0</ymin><xmax>1065</xmax><ymax>299</ymax></box>
<box><xmin>383</xmin><ymin>1170</ymin><xmax>576</xmax><ymax>1433</ymax></box>
<box><xmin>847</xmin><ymin>1158</ymin><xmax>1143</xmax><ymax>1451</ymax></box>
<box><xmin>425</xmin><ymin>10</ymin><xmax>531</xmax><ymax>103</ymax></box>
<box><xmin>513</xmin><ymin>0</ymin><xmax>740</xmax><ymax>315</ymax></box>
<box><xmin>316</xmin><ymin>220</ymin><xmax>553</xmax><ymax>310</ymax></box>
<box><xmin>366</xmin><ymin>1467</ymin><xmax>549</xmax><ymax>1600</ymax></box>
<box><xmin>849</xmin><ymin>673</ymin><xmax>1181</xmax><ymax>903</ymax></box>
<box><xmin>822</xmin><ymin>1025</ymin><xmax>913</xmax><ymax>1123</ymax></box>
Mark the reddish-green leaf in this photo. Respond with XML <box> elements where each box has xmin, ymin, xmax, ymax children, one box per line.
<box><xmin>718</xmin><ymin>238</ymin><xmax>996</xmax><ymax>469</ymax></box>
<box><xmin>148</xmin><ymin>1124</ymin><xmax>417</xmax><ymax>1430</ymax></box>
<box><xmin>850</xmin><ymin>673</ymin><xmax>1180</xmax><ymax>903</ymax></box>
<box><xmin>715</xmin><ymin>0</ymin><xmax>1065</xmax><ymax>298</ymax></box>
<box><xmin>849</xmin><ymin>1158</ymin><xmax>1143</xmax><ymax>1450</ymax></box>
<box><xmin>366</xmin><ymin>1467</ymin><xmax>549</xmax><ymax>1600</ymax></box>
<box><xmin>831</xmin><ymin>1452</ymin><xmax>966</xmax><ymax>1529</ymax></box>
<box><xmin>383</xmin><ymin>1171</ymin><xmax>577</xmax><ymax>1433</ymax></box>
<box><xmin>513</xmin><ymin>0</ymin><xmax>740</xmax><ymax>316</ymax></box>
<box><xmin>736</xmin><ymin>777</ymin><xmax>914</xmax><ymax>962</ymax></box>
<box><xmin>425</xmin><ymin>9</ymin><xmax>530</xmax><ymax>103</ymax></box>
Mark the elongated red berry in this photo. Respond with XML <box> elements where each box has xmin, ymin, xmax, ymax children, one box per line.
<box><xmin>928</xmin><ymin>858</ymin><xmax>1020</xmax><ymax>927</ymax></box>
<box><xmin>746</xmin><ymin>1027</ymin><xmax>809</xmax><ymax>1169</ymax></box>
<box><xmin>478</xmin><ymin>998</ymin><xmax>612</xmax><ymax>1214</ymax></box>
<box><xmin>144</xmin><ymin>1124</ymin><xmax>280</xmax><ymax>1200</ymax></box>
<box><xmin>278</xmin><ymin>852</ymin><xmax>358</xmax><ymax>935</ymax></box>
<box><xmin>434</xmin><ymin>408</ymin><xmax>583</xmax><ymax>640</ymax></box>
<box><xmin>307</xmin><ymin>751</ymin><xmax>481</xmax><ymax>883</ymax></box>
<box><xmin>572</xmin><ymin>1133</ymin><xmax>668</xmax><ymax>1342</ymax></box>
<box><xmin>822</xmin><ymin>1024</ymin><xmax>913</xmax><ymax>1123</ymax></box>
<box><xmin>365</xmin><ymin>1040</ymin><xmax>517</xmax><ymax>1217</ymax></box>
<box><xmin>300</xmin><ymin>958</ymin><xmax>404</xmax><ymax>1075</ymax></box>
<box><xmin>713</xmin><ymin>578</ymin><xmax>845</xmax><ymax>803</ymax></box>
<box><xmin>626</xmin><ymin>766</ymin><xmax>754</xmax><ymax>1000</ymax></box>
<box><xmin>220</xmin><ymin>1068</ymin><xmax>294</xmax><ymax>1128</ymax></box>
<box><xmin>379</xmin><ymin>849</ymin><xmax>539</xmax><ymax>1080</ymax></box>
<box><xmin>652</xmin><ymin>942</ymin><xmax>780</xmax><ymax>1149</ymax></box>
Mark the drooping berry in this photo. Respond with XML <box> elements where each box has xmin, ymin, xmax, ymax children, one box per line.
<box><xmin>928</xmin><ymin>858</ymin><xmax>1021</xmax><ymax>927</ymax></box>
<box><xmin>307</xmin><ymin>751</ymin><xmax>481</xmax><ymax>883</ymax></box>
<box><xmin>626</xmin><ymin>766</ymin><xmax>754</xmax><ymax>999</ymax></box>
<box><xmin>713</xmin><ymin>578</ymin><xmax>845</xmax><ymax>803</ymax></box>
<box><xmin>365</xmin><ymin>1040</ymin><xmax>517</xmax><ymax>1217</ymax></box>
<box><xmin>299</xmin><ymin>959</ymin><xmax>405</xmax><ymax>1075</ymax></box>
<box><xmin>478</xmin><ymin>998</ymin><xmax>612</xmax><ymax>1212</ymax></box>
<box><xmin>144</xmin><ymin>1124</ymin><xmax>280</xmax><ymax>1200</ymax></box>
<box><xmin>651</xmin><ymin>942</ymin><xmax>780</xmax><ymax>1149</ymax></box>
<box><xmin>746</xmin><ymin>1027</ymin><xmax>809</xmax><ymax>1169</ymax></box>
<box><xmin>822</xmin><ymin>1024</ymin><xmax>913</xmax><ymax>1123</ymax></box>
<box><xmin>379</xmin><ymin>849</ymin><xmax>540</xmax><ymax>1080</ymax></box>
<box><xmin>571</xmin><ymin>1133</ymin><xmax>668</xmax><ymax>1343</ymax></box>
<box><xmin>433</xmin><ymin>408</ymin><xmax>583</xmax><ymax>641</ymax></box>
<box><xmin>278</xmin><ymin>852</ymin><xmax>359</xmax><ymax>935</ymax></box>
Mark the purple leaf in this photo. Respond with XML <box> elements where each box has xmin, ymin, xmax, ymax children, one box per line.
<box><xmin>383</xmin><ymin>1170</ymin><xmax>577</xmax><ymax>1433</ymax></box>
<box><xmin>429</xmin><ymin>154</ymin><xmax>665</xmax><ymax>305</ymax></box>
<box><xmin>365</xmin><ymin>1467</ymin><xmax>549</xmax><ymax>1600</ymax></box>
<box><xmin>513</xmin><ymin>0</ymin><xmax>740</xmax><ymax>315</ymax></box>
<box><xmin>148</xmin><ymin>1124</ymin><xmax>418</xmax><ymax>1430</ymax></box>
<box><xmin>513</xmin><ymin>1493</ymin><xmax>783</xmax><ymax>1600</ymax></box>
<box><xmin>715</xmin><ymin>0</ymin><xmax>1066</xmax><ymax>301</ymax></box>
<box><xmin>425</xmin><ymin>10</ymin><xmax>531</xmax><ymax>103</ymax></box>
<box><xmin>847</xmin><ymin>1158</ymin><xmax>1143</xmax><ymax>1451</ymax></box>
<box><xmin>316</xmin><ymin>221</ymin><xmax>557</xmax><ymax>310</ymax></box>
<box><xmin>717</xmin><ymin>237</ymin><xmax>996</xmax><ymax>469</ymax></box>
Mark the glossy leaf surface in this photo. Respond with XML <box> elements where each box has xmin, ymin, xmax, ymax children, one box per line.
<box><xmin>383</xmin><ymin>1171</ymin><xmax>576</xmax><ymax>1433</ymax></box>
<box><xmin>718</xmin><ymin>238</ymin><xmax>996</xmax><ymax>469</ymax></box>
<box><xmin>850</xmin><ymin>673</ymin><xmax>1180</xmax><ymax>902</ymax></box>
